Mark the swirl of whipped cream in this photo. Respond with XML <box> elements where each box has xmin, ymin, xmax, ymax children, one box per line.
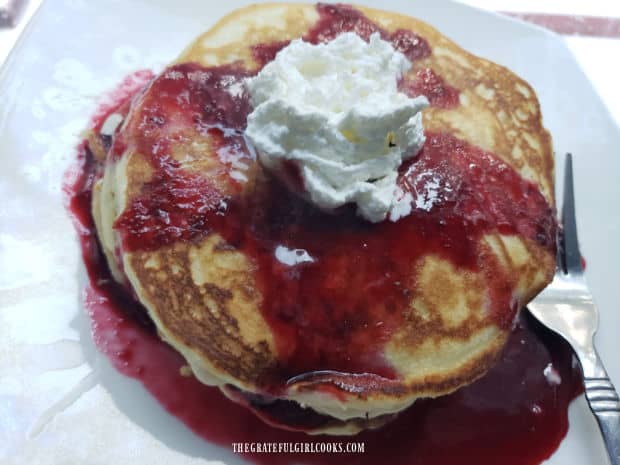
<box><xmin>245</xmin><ymin>32</ymin><xmax>428</xmax><ymax>222</ymax></box>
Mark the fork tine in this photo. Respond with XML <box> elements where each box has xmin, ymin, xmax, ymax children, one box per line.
<box><xmin>562</xmin><ymin>153</ymin><xmax>583</xmax><ymax>273</ymax></box>
<box><xmin>555</xmin><ymin>229</ymin><xmax>564</xmax><ymax>273</ymax></box>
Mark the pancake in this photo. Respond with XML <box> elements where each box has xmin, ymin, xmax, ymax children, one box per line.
<box><xmin>90</xmin><ymin>3</ymin><xmax>556</xmax><ymax>434</ymax></box>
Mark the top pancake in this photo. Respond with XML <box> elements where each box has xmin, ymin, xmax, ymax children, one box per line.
<box><xmin>91</xmin><ymin>3</ymin><xmax>555</xmax><ymax>434</ymax></box>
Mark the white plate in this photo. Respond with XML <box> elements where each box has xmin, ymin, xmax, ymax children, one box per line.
<box><xmin>1</xmin><ymin>1</ymin><xmax>619</xmax><ymax>464</ymax></box>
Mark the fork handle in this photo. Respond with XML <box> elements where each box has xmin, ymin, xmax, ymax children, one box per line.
<box><xmin>584</xmin><ymin>373</ymin><xmax>620</xmax><ymax>465</ymax></box>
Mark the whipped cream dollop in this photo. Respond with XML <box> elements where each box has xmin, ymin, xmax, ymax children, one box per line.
<box><xmin>245</xmin><ymin>32</ymin><xmax>428</xmax><ymax>223</ymax></box>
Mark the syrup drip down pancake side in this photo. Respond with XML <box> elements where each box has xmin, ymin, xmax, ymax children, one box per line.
<box><xmin>89</xmin><ymin>3</ymin><xmax>555</xmax><ymax>434</ymax></box>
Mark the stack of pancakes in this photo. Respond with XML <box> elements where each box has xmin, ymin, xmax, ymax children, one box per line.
<box><xmin>88</xmin><ymin>3</ymin><xmax>555</xmax><ymax>434</ymax></box>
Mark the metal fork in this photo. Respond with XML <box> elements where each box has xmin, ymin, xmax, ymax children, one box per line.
<box><xmin>528</xmin><ymin>153</ymin><xmax>619</xmax><ymax>465</ymax></box>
